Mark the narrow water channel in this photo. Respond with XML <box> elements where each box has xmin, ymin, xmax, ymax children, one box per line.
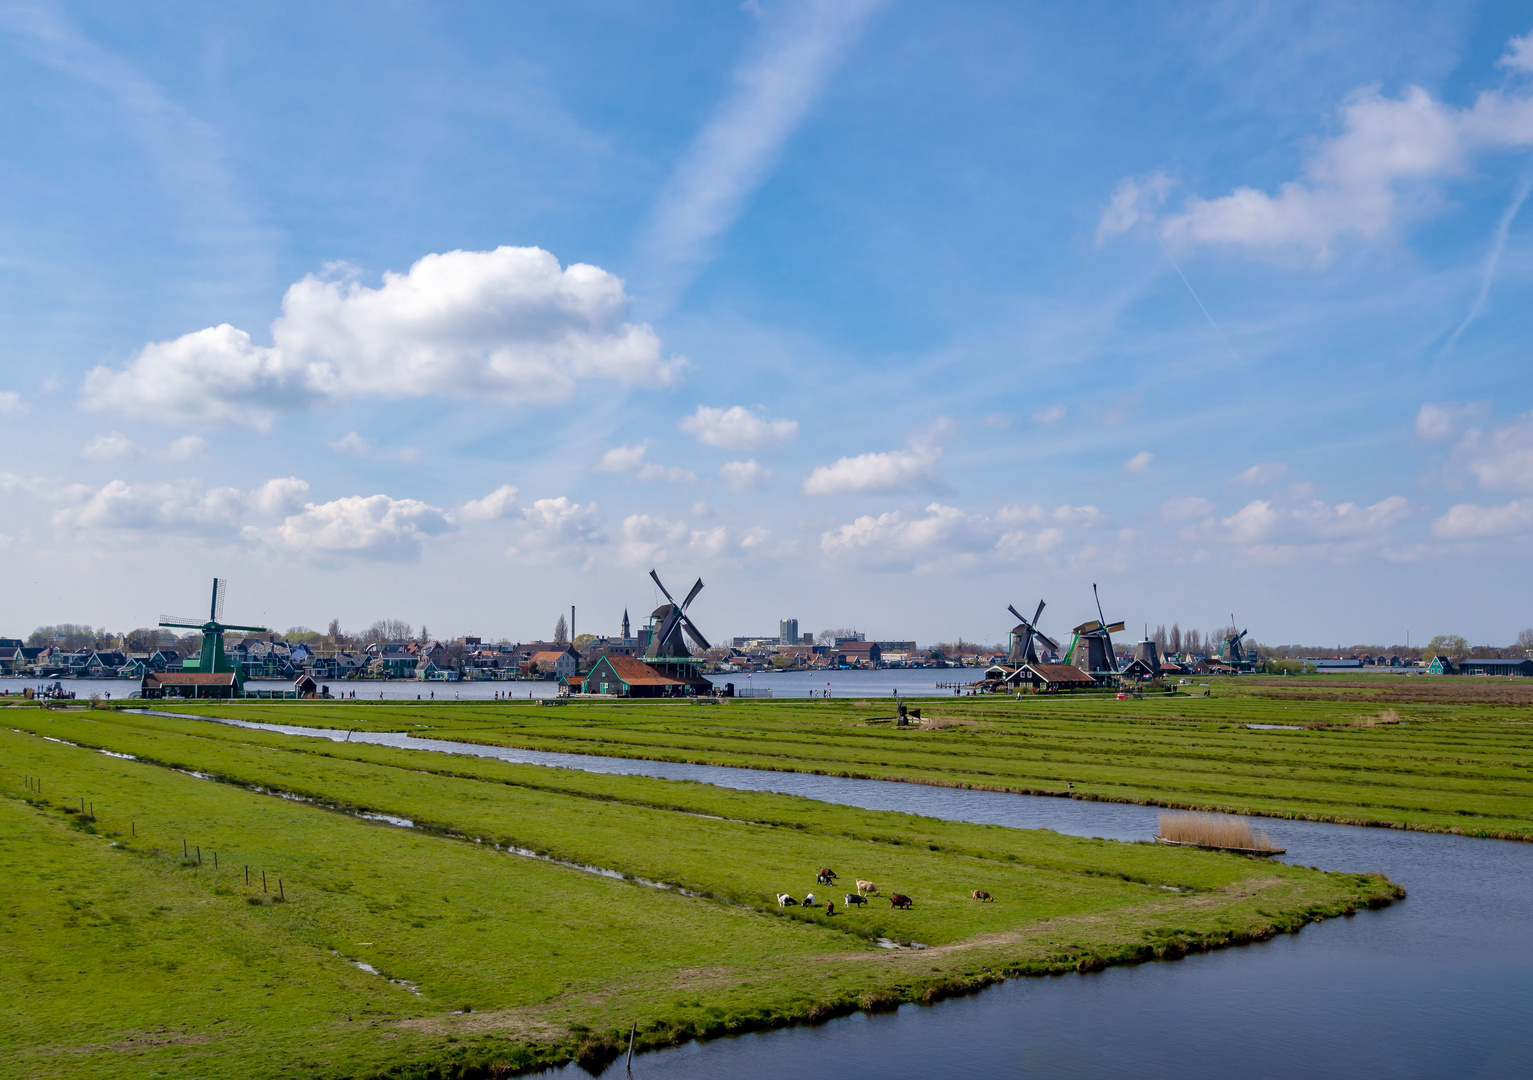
<box><xmin>159</xmin><ymin>713</ymin><xmax>1533</xmax><ymax>1080</ymax></box>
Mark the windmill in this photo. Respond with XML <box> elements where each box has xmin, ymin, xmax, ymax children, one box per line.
<box><xmin>642</xmin><ymin>569</ymin><xmax>710</xmax><ymax>660</ymax></box>
<box><xmin>1066</xmin><ymin>584</ymin><xmax>1125</xmax><ymax>676</ymax></box>
<box><xmin>159</xmin><ymin>578</ymin><xmax>269</xmax><ymax>685</ymax></box>
<box><xmin>1006</xmin><ymin>600</ymin><xmax>1059</xmax><ymax>666</ymax></box>
<box><xmin>1217</xmin><ymin>617</ymin><xmax>1251</xmax><ymax>669</ymax></box>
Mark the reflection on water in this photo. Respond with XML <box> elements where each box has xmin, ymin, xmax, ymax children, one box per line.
<box><xmin>149</xmin><ymin>712</ymin><xmax>1533</xmax><ymax>1080</ymax></box>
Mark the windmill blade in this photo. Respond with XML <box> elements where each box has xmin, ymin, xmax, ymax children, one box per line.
<box><xmin>648</xmin><ymin>568</ymin><xmax>679</xmax><ymax>607</ymax></box>
<box><xmin>159</xmin><ymin>615</ymin><xmax>206</xmax><ymax>628</ymax></box>
<box><xmin>212</xmin><ymin>578</ymin><xmax>227</xmax><ymax>622</ymax></box>
<box><xmin>1032</xmin><ymin>599</ymin><xmax>1046</xmax><ymax>626</ymax></box>
<box><xmin>220</xmin><ymin>623</ymin><xmax>269</xmax><ymax>634</ymax></box>
<box><xmin>681</xmin><ymin>616</ymin><xmax>710</xmax><ymax>651</ymax></box>
<box><xmin>681</xmin><ymin>577</ymin><xmax>704</xmax><ymax>610</ymax></box>
<box><xmin>1092</xmin><ymin>583</ymin><xmax>1108</xmax><ymax>629</ymax></box>
<box><xmin>1037</xmin><ymin>632</ymin><xmax>1061</xmax><ymax>651</ymax></box>
<box><xmin>1106</xmin><ymin>622</ymin><xmax>1126</xmax><ymax>634</ymax></box>
<box><xmin>1007</xmin><ymin>603</ymin><xmax>1027</xmax><ymax>625</ymax></box>
<box><xmin>1073</xmin><ymin>620</ymin><xmax>1101</xmax><ymax>635</ymax></box>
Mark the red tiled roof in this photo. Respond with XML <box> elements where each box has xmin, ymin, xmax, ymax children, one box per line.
<box><xmin>598</xmin><ymin>654</ymin><xmax>690</xmax><ymax>687</ymax></box>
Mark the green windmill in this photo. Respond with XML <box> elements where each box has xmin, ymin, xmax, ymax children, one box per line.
<box><xmin>159</xmin><ymin>578</ymin><xmax>269</xmax><ymax>690</ymax></box>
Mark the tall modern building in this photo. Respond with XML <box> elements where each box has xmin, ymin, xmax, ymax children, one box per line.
<box><xmin>779</xmin><ymin>618</ymin><xmax>799</xmax><ymax>647</ymax></box>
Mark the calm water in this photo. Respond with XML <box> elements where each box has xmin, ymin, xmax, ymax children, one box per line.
<box><xmin>6</xmin><ymin>668</ymin><xmax>983</xmax><ymax>702</ymax></box>
<box><xmin>142</xmin><ymin>712</ymin><xmax>1533</xmax><ymax>1079</ymax></box>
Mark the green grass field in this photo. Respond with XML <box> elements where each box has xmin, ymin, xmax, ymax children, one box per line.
<box><xmin>151</xmin><ymin>674</ymin><xmax>1533</xmax><ymax>839</ymax></box>
<box><xmin>1</xmin><ymin>703</ymin><xmax>1397</xmax><ymax>1079</ymax></box>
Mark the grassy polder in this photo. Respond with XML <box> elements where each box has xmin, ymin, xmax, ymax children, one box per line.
<box><xmin>1</xmin><ymin>708</ymin><xmax>1396</xmax><ymax>1079</ymax></box>
<box><xmin>148</xmin><ymin>673</ymin><xmax>1533</xmax><ymax>839</ymax></box>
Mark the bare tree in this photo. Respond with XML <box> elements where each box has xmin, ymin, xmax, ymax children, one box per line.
<box><xmin>1169</xmin><ymin>624</ymin><xmax>1181</xmax><ymax>654</ymax></box>
<box><xmin>327</xmin><ymin>618</ymin><xmax>342</xmax><ymax>640</ymax></box>
<box><xmin>1516</xmin><ymin>628</ymin><xmax>1533</xmax><ymax>653</ymax></box>
<box><xmin>364</xmin><ymin>619</ymin><xmax>414</xmax><ymax>643</ymax></box>
<box><xmin>28</xmin><ymin>624</ymin><xmax>100</xmax><ymax>650</ymax></box>
<box><xmin>816</xmin><ymin>628</ymin><xmax>860</xmax><ymax>646</ymax></box>
<box><xmin>124</xmin><ymin>628</ymin><xmax>161</xmax><ymax>652</ymax></box>
<box><xmin>553</xmin><ymin>614</ymin><xmax>568</xmax><ymax>644</ymax></box>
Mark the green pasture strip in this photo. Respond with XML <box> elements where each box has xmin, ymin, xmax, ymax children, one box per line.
<box><xmin>149</xmin><ymin>677</ymin><xmax>1533</xmax><ymax>837</ymax></box>
<box><xmin>10</xmin><ymin>710</ymin><xmax>1291</xmax><ymax>940</ymax></box>
<box><xmin>2</xmin><ymin>718</ymin><xmax>1397</xmax><ymax>1078</ymax></box>
<box><xmin>0</xmin><ymin>729</ymin><xmax>869</xmax><ymax>1078</ymax></box>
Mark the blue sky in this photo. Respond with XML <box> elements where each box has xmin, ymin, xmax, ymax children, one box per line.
<box><xmin>1</xmin><ymin>0</ymin><xmax>1531</xmax><ymax>648</ymax></box>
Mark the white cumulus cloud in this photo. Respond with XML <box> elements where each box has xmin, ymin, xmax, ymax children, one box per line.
<box><xmin>453</xmin><ymin>484</ymin><xmax>519</xmax><ymax>523</ymax></box>
<box><xmin>268</xmin><ymin>494</ymin><xmax>453</xmax><ymax>561</ymax></box>
<box><xmin>1112</xmin><ymin>37</ymin><xmax>1533</xmax><ymax>262</ymax></box>
<box><xmin>619</xmin><ymin>513</ymin><xmax>690</xmax><ymax>567</ymax></box>
<box><xmin>719</xmin><ymin>458</ymin><xmax>771</xmax><ymax>491</ymax></box>
<box><xmin>803</xmin><ymin>440</ymin><xmax>941</xmax><ymax>496</ymax></box>
<box><xmin>679</xmin><ymin>404</ymin><xmax>798</xmax><ymax>450</ymax></box>
<box><xmin>81</xmin><ymin>432</ymin><xmax>135</xmax><ymax>460</ymax></box>
<box><xmin>1221</xmin><ymin>495</ymin><xmax>1411</xmax><ymax>546</ymax></box>
<box><xmin>1444</xmin><ymin>413</ymin><xmax>1533</xmax><ymax>491</ymax></box>
<box><xmin>1124</xmin><ymin>450</ymin><xmax>1155</xmax><ymax>473</ymax></box>
<box><xmin>507</xmin><ymin>496</ymin><xmax>605</xmax><ymax>561</ymax></box>
<box><xmin>1501</xmin><ymin>30</ymin><xmax>1533</xmax><ymax>73</ymax></box>
<box><xmin>595</xmin><ymin>440</ymin><xmax>695</xmax><ymax>483</ymax></box>
<box><xmin>1432</xmin><ymin>499</ymin><xmax>1533</xmax><ymax>539</ymax></box>
<box><xmin>819</xmin><ymin>502</ymin><xmax>1083</xmax><ymax>570</ymax></box>
<box><xmin>52</xmin><ymin>476</ymin><xmax>309</xmax><ymax>534</ymax></box>
<box><xmin>1415</xmin><ymin>401</ymin><xmax>1489</xmax><ymax>440</ymax></box>
<box><xmin>83</xmin><ymin>246</ymin><xmax>682</xmax><ymax>429</ymax></box>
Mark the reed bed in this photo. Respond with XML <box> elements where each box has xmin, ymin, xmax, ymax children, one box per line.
<box><xmin>1158</xmin><ymin>813</ymin><xmax>1278</xmax><ymax>852</ymax></box>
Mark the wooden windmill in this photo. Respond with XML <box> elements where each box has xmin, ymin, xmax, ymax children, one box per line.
<box><xmin>642</xmin><ymin>569</ymin><xmax>711</xmax><ymax>660</ymax></box>
<box><xmin>159</xmin><ymin>578</ymin><xmax>269</xmax><ymax>687</ymax></box>
<box><xmin>1217</xmin><ymin>617</ymin><xmax>1252</xmax><ymax>670</ymax></box>
<box><xmin>1067</xmin><ymin>584</ymin><xmax>1125</xmax><ymax>676</ymax></box>
<box><xmin>1006</xmin><ymin>600</ymin><xmax>1059</xmax><ymax>666</ymax></box>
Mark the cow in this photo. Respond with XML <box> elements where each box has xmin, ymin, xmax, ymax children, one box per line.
<box><xmin>817</xmin><ymin>867</ymin><xmax>838</xmax><ymax>884</ymax></box>
<box><xmin>777</xmin><ymin>893</ymin><xmax>798</xmax><ymax>907</ymax></box>
<box><xmin>972</xmin><ymin>889</ymin><xmax>993</xmax><ymax>902</ymax></box>
<box><xmin>856</xmin><ymin>880</ymin><xmax>879</xmax><ymax>896</ymax></box>
<box><xmin>890</xmin><ymin>893</ymin><xmax>913</xmax><ymax>909</ymax></box>
<box><xmin>844</xmin><ymin>892</ymin><xmax>867</xmax><ymax>907</ymax></box>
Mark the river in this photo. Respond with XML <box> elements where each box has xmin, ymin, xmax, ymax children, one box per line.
<box><xmin>140</xmin><ymin>712</ymin><xmax>1533</xmax><ymax>1079</ymax></box>
<box><xmin>4</xmin><ymin>667</ymin><xmax>986</xmax><ymax>702</ymax></box>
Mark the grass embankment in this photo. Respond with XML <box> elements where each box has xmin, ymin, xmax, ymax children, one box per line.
<box><xmin>2</xmin><ymin>708</ymin><xmax>1396</xmax><ymax>1079</ymax></box>
<box><xmin>153</xmin><ymin>675</ymin><xmax>1533</xmax><ymax>839</ymax></box>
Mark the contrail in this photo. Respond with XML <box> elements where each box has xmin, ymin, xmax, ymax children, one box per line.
<box><xmin>1157</xmin><ymin>236</ymin><xmax>1239</xmax><ymax>361</ymax></box>
<box><xmin>1441</xmin><ymin>173</ymin><xmax>1532</xmax><ymax>357</ymax></box>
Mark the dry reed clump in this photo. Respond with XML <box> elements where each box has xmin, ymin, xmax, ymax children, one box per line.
<box><xmin>1157</xmin><ymin>812</ymin><xmax>1278</xmax><ymax>851</ymax></box>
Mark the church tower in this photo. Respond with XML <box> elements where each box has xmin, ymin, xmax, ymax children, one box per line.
<box><xmin>621</xmin><ymin>609</ymin><xmax>631</xmax><ymax>641</ymax></box>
